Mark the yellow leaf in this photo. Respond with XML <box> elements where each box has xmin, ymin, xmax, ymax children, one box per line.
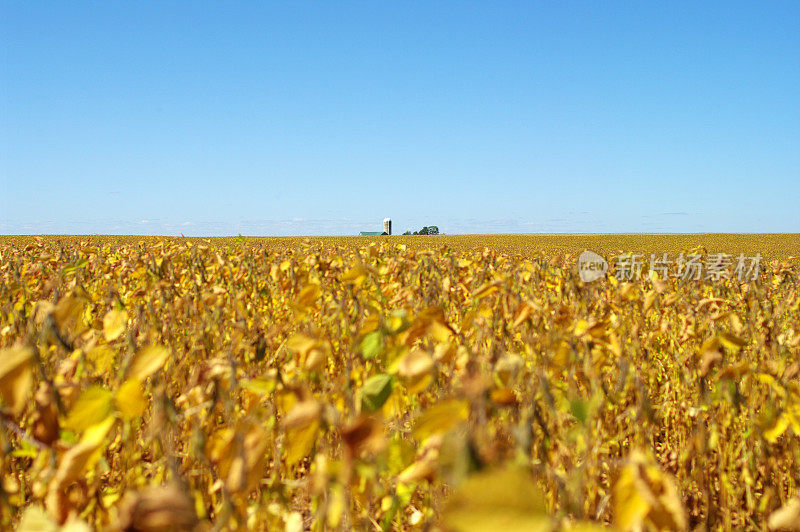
<box><xmin>619</xmin><ymin>283</ymin><xmax>638</xmax><ymax>300</ymax></box>
<box><xmin>562</xmin><ymin>524</ymin><xmax>607</xmax><ymax>532</ymax></box>
<box><xmin>716</xmin><ymin>362</ymin><xmax>751</xmax><ymax>380</ymax></box>
<box><xmin>102</xmin><ymin>308</ymin><xmax>128</xmax><ymax>342</ymax></box>
<box><xmin>206</xmin><ymin>423</ymin><xmax>270</xmax><ymax>493</ymax></box>
<box><xmin>573</xmin><ymin>319</ymin><xmax>591</xmax><ymax>337</ymax></box>
<box><xmin>613</xmin><ymin>460</ymin><xmax>651</xmax><ymax>530</ymax></box>
<box><xmin>719</xmin><ymin>331</ymin><xmax>747</xmax><ymax>351</ymax></box>
<box><xmin>413</xmin><ymin>400</ymin><xmax>469</xmax><ymax>442</ymax></box>
<box><xmin>643</xmin><ymin>290</ymin><xmax>657</xmax><ymax>313</ymax></box>
<box><xmin>768</xmin><ymin>497</ymin><xmax>800</xmax><ymax>530</ymax></box>
<box><xmin>286</xmin><ymin>334</ymin><xmax>328</xmax><ymax>372</ymax></box>
<box><xmin>756</xmin><ymin>373</ymin><xmax>785</xmax><ymax>397</ymax></box>
<box><xmin>86</xmin><ymin>344</ymin><xmax>116</xmax><ymax>374</ymax></box>
<box><xmin>699</xmin><ymin>336</ymin><xmax>719</xmax><ymax>355</ymax></box>
<box><xmin>613</xmin><ymin>450</ymin><xmax>687</xmax><ymax>531</ymax></box>
<box><xmin>398</xmin><ymin>348</ymin><xmax>433</xmax><ymax>377</ymax></box>
<box><xmin>127</xmin><ymin>345</ymin><xmax>170</xmax><ymax>381</ymax></box>
<box><xmin>285</xmin><ymin>511</ymin><xmax>303</xmax><ymax>532</ymax></box>
<box><xmin>115</xmin><ymin>484</ymin><xmax>199</xmax><ymax>531</ymax></box>
<box><xmin>441</xmin><ymin>467</ymin><xmax>549</xmax><ymax>532</ymax></box>
<box><xmin>81</xmin><ymin>415</ymin><xmax>117</xmax><ymax>447</ymax></box>
<box><xmin>115</xmin><ymin>378</ymin><xmax>147</xmax><ymax>420</ymax></box>
<box><xmin>206</xmin><ymin>427</ymin><xmax>236</xmax><ymax>470</ymax></box>
<box><xmin>284</xmin><ymin>419</ymin><xmax>319</xmax><ymax>466</ymax></box>
<box><xmin>16</xmin><ymin>505</ymin><xmax>58</xmax><ymax>532</ymax></box>
<box><xmin>472</xmin><ymin>281</ymin><xmax>501</xmax><ymax>300</ymax></box>
<box><xmin>326</xmin><ymin>484</ymin><xmax>346</xmax><ymax>528</ymax></box>
<box><xmin>511</xmin><ymin>302</ymin><xmax>532</xmax><ymax>328</ymax></box>
<box><xmin>398</xmin><ymin>348</ymin><xmax>434</xmax><ymax>394</ymax></box>
<box><xmin>428</xmin><ymin>321</ymin><xmax>453</xmax><ymax>343</ymax></box>
<box><xmin>286</xmin><ymin>334</ymin><xmax>317</xmax><ymax>357</ymax></box>
<box><xmin>341</xmin><ymin>264</ymin><xmax>368</xmax><ymax>286</ymax></box>
<box><xmin>53</xmin><ymin>292</ymin><xmax>89</xmax><ymax>340</ymax></box>
<box><xmin>788</xmin><ymin>406</ymin><xmax>800</xmax><ymax>435</ymax></box>
<box><xmin>0</xmin><ymin>345</ymin><xmax>34</xmax><ymax>417</ymax></box>
<box><xmin>281</xmin><ymin>400</ymin><xmax>321</xmax><ymax>466</ymax></box>
<box><xmin>398</xmin><ymin>455</ymin><xmax>437</xmax><ymax>484</ymax></box>
<box><xmin>64</xmin><ymin>386</ymin><xmax>114</xmax><ymax>433</ymax></box>
<box><xmin>244</xmin><ymin>376</ymin><xmax>277</xmax><ymax>395</ymax></box>
<box><xmin>238</xmin><ymin>425</ymin><xmax>269</xmax><ymax>492</ymax></box>
<box><xmin>47</xmin><ymin>416</ymin><xmax>115</xmax><ymax>513</ymax></box>
<box><xmin>765</xmin><ymin>413</ymin><xmax>791</xmax><ymax>442</ymax></box>
<box><xmin>282</xmin><ymin>400</ymin><xmax>321</xmax><ymax>430</ymax></box>
<box><xmin>304</xmin><ymin>347</ymin><xmax>326</xmax><ymax>372</ymax></box>
<box><xmin>294</xmin><ymin>283</ymin><xmax>321</xmax><ymax>310</ymax></box>
<box><xmin>61</xmin><ymin>518</ymin><xmax>92</xmax><ymax>532</ymax></box>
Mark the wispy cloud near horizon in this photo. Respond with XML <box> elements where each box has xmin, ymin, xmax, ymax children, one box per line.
<box><xmin>3</xmin><ymin>211</ymin><xmax>785</xmax><ymax>237</ymax></box>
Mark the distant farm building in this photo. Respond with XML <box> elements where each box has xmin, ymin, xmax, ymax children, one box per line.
<box><xmin>359</xmin><ymin>218</ymin><xmax>391</xmax><ymax>236</ymax></box>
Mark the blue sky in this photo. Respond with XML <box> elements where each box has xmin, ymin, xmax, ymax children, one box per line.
<box><xmin>1</xmin><ymin>2</ymin><xmax>798</xmax><ymax>236</ymax></box>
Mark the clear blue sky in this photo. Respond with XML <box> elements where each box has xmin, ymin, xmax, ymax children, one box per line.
<box><xmin>2</xmin><ymin>2</ymin><xmax>798</xmax><ymax>236</ymax></box>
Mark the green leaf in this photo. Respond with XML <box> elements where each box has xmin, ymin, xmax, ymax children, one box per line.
<box><xmin>360</xmin><ymin>331</ymin><xmax>384</xmax><ymax>360</ymax></box>
<box><xmin>361</xmin><ymin>373</ymin><xmax>393</xmax><ymax>412</ymax></box>
<box><xmin>569</xmin><ymin>398</ymin><xmax>588</xmax><ymax>425</ymax></box>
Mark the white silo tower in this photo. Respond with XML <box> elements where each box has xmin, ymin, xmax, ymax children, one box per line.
<box><xmin>383</xmin><ymin>218</ymin><xmax>392</xmax><ymax>235</ymax></box>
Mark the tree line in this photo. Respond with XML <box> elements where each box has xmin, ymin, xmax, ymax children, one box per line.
<box><xmin>402</xmin><ymin>226</ymin><xmax>439</xmax><ymax>235</ymax></box>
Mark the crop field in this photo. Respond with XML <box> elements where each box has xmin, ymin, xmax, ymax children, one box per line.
<box><xmin>1</xmin><ymin>234</ymin><xmax>800</xmax><ymax>530</ymax></box>
<box><xmin>2</xmin><ymin>233</ymin><xmax>800</xmax><ymax>261</ymax></box>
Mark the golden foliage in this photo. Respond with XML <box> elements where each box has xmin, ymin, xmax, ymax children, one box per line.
<box><xmin>0</xmin><ymin>235</ymin><xmax>799</xmax><ymax>529</ymax></box>
<box><xmin>0</xmin><ymin>345</ymin><xmax>34</xmax><ymax>417</ymax></box>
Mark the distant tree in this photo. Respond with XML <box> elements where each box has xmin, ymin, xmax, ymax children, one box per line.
<box><xmin>410</xmin><ymin>226</ymin><xmax>440</xmax><ymax>235</ymax></box>
<box><xmin>402</xmin><ymin>231</ymin><xmax>412</xmax><ymax>235</ymax></box>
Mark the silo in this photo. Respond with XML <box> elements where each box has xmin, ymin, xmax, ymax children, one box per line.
<box><xmin>383</xmin><ymin>218</ymin><xmax>392</xmax><ymax>235</ymax></box>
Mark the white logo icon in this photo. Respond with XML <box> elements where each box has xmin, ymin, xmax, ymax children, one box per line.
<box><xmin>578</xmin><ymin>251</ymin><xmax>608</xmax><ymax>282</ymax></box>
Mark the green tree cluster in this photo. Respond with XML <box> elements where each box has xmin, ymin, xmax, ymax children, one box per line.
<box><xmin>402</xmin><ymin>226</ymin><xmax>439</xmax><ymax>235</ymax></box>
